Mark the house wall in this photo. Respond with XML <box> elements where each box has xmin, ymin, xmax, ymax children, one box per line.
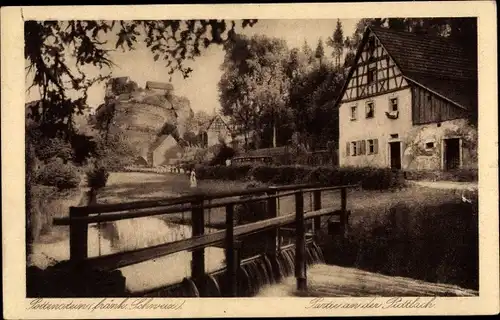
<box><xmin>411</xmin><ymin>85</ymin><xmax>469</xmax><ymax>124</ymax></box>
<box><xmin>339</xmin><ymin>87</ymin><xmax>413</xmax><ymax>168</ymax></box>
<box><xmin>403</xmin><ymin>118</ymin><xmax>477</xmax><ymax>170</ymax></box>
<box><xmin>151</xmin><ymin>135</ymin><xmax>178</xmax><ymax>167</ymax></box>
<box><xmin>206</xmin><ymin>117</ymin><xmax>233</xmax><ymax>147</ymax></box>
<box><xmin>207</xmin><ymin>129</ymin><xmax>232</xmax><ymax>147</ymax></box>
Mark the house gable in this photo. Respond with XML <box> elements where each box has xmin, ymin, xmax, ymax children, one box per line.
<box><xmin>337</xmin><ymin>26</ymin><xmax>477</xmax><ymax>125</ymax></box>
<box><xmin>206</xmin><ymin>115</ymin><xmax>232</xmax><ymax>133</ymax></box>
<box><xmin>341</xmin><ymin>29</ymin><xmax>408</xmax><ymax>103</ymax></box>
<box><xmin>148</xmin><ymin>134</ymin><xmax>181</xmax><ymax>166</ymax></box>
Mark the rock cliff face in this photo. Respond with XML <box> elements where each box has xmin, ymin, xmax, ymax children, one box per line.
<box><xmin>94</xmin><ymin>79</ymin><xmax>194</xmax><ymax>163</ymax></box>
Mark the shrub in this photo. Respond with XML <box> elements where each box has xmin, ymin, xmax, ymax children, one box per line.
<box><xmin>94</xmin><ymin>133</ymin><xmax>137</xmax><ymax>171</ymax></box>
<box><xmin>210</xmin><ymin>144</ymin><xmax>236</xmax><ymax>166</ymax></box>
<box><xmin>196</xmin><ymin>164</ymin><xmax>405</xmax><ymax>190</ymax></box>
<box><xmin>248</xmin><ymin>165</ymin><xmax>281</xmax><ymax>183</ymax></box>
<box><xmin>320</xmin><ymin>198</ymin><xmax>479</xmax><ymax>290</ymax></box>
<box><xmin>35</xmin><ymin>159</ymin><xmax>81</xmax><ymax>190</ymax></box>
<box><xmin>195</xmin><ymin>164</ymin><xmax>252</xmax><ymax>181</ymax></box>
<box><xmin>86</xmin><ymin>165</ymin><xmax>109</xmax><ymax>190</ymax></box>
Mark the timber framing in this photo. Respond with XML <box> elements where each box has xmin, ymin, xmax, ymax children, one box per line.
<box><xmin>341</xmin><ymin>85</ymin><xmax>410</xmax><ymax>104</ymax></box>
<box><xmin>334</xmin><ymin>25</ymin><xmax>476</xmax><ymax>116</ymax></box>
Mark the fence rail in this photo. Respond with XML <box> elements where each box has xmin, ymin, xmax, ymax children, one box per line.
<box><xmin>53</xmin><ymin>183</ymin><xmax>358</xmax><ymax>296</ymax></box>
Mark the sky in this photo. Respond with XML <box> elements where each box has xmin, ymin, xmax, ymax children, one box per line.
<box><xmin>26</xmin><ymin>19</ymin><xmax>357</xmax><ymax>115</ymax></box>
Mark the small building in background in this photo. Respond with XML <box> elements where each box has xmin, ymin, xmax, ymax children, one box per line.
<box><xmin>147</xmin><ymin>134</ymin><xmax>182</xmax><ymax>167</ymax></box>
<box><xmin>336</xmin><ymin>26</ymin><xmax>477</xmax><ymax>171</ymax></box>
<box><xmin>145</xmin><ymin>81</ymin><xmax>174</xmax><ymax>95</ymax></box>
<box><xmin>198</xmin><ymin>114</ymin><xmax>234</xmax><ymax>148</ymax></box>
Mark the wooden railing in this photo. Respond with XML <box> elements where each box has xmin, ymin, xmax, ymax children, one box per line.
<box><xmin>53</xmin><ymin>183</ymin><xmax>357</xmax><ymax>296</ymax></box>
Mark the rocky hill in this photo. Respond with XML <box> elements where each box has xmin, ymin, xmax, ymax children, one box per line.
<box><xmin>93</xmin><ymin>78</ymin><xmax>194</xmax><ymax>162</ymax></box>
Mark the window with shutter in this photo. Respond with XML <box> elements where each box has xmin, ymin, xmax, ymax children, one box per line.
<box><xmin>351</xmin><ymin>142</ymin><xmax>357</xmax><ymax>156</ymax></box>
<box><xmin>346</xmin><ymin>141</ymin><xmax>350</xmax><ymax>156</ymax></box>
<box><xmin>367</xmin><ymin>139</ymin><xmax>375</xmax><ymax>154</ymax></box>
<box><xmin>373</xmin><ymin>139</ymin><xmax>379</xmax><ymax>154</ymax></box>
<box><xmin>361</xmin><ymin>140</ymin><xmax>366</xmax><ymax>155</ymax></box>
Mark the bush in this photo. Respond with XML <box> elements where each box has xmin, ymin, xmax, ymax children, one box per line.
<box><xmin>196</xmin><ymin>164</ymin><xmax>405</xmax><ymax>190</ymax></box>
<box><xmin>86</xmin><ymin>165</ymin><xmax>109</xmax><ymax>190</ymax></box>
<box><xmin>210</xmin><ymin>144</ymin><xmax>236</xmax><ymax>166</ymax></box>
<box><xmin>195</xmin><ymin>164</ymin><xmax>252</xmax><ymax>181</ymax></box>
<box><xmin>35</xmin><ymin>159</ymin><xmax>81</xmax><ymax>190</ymax></box>
<box><xmin>320</xmin><ymin>198</ymin><xmax>479</xmax><ymax>290</ymax></box>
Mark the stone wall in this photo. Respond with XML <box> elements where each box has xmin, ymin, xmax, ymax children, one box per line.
<box><xmin>402</xmin><ymin>118</ymin><xmax>478</xmax><ymax>170</ymax></box>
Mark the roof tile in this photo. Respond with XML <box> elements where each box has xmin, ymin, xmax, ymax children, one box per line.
<box><xmin>370</xmin><ymin>26</ymin><xmax>477</xmax><ymax>109</ymax></box>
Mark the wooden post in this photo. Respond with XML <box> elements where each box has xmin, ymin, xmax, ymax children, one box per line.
<box><xmin>69</xmin><ymin>207</ymin><xmax>88</xmax><ymax>262</ymax></box>
<box><xmin>313</xmin><ymin>190</ymin><xmax>322</xmax><ymax>236</ymax></box>
<box><xmin>191</xmin><ymin>197</ymin><xmax>205</xmax><ymax>293</ymax></box>
<box><xmin>294</xmin><ymin>191</ymin><xmax>307</xmax><ymax>292</ymax></box>
<box><xmin>225</xmin><ymin>204</ymin><xmax>238</xmax><ymax>297</ymax></box>
<box><xmin>266</xmin><ymin>188</ymin><xmax>278</xmax><ymax>254</ymax></box>
<box><xmin>340</xmin><ymin>187</ymin><xmax>348</xmax><ymax>238</ymax></box>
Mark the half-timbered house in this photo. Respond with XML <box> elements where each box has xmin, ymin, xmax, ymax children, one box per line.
<box><xmin>199</xmin><ymin>114</ymin><xmax>234</xmax><ymax>147</ymax></box>
<box><xmin>337</xmin><ymin>26</ymin><xmax>477</xmax><ymax>170</ymax></box>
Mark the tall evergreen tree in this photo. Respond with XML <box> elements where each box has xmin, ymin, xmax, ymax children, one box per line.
<box><xmin>332</xmin><ymin>19</ymin><xmax>344</xmax><ymax>67</ymax></box>
<box><xmin>302</xmin><ymin>40</ymin><xmax>315</xmax><ymax>64</ymax></box>
<box><xmin>314</xmin><ymin>38</ymin><xmax>325</xmax><ymax>66</ymax></box>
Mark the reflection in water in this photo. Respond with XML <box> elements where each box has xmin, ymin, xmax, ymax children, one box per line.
<box><xmin>30</xmin><ymin>216</ymin><xmax>225</xmax><ymax>293</ymax></box>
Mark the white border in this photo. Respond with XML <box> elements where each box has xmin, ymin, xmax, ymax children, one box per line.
<box><xmin>2</xmin><ymin>2</ymin><xmax>498</xmax><ymax>318</ymax></box>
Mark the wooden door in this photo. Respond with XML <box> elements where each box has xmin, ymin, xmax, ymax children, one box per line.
<box><xmin>389</xmin><ymin>142</ymin><xmax>401</xmax><ymax>170</ymax></box>
<box><xmin>444</xmin><ymin>138</ymin><xmax>460</xmax><ymax>170</ymax></box>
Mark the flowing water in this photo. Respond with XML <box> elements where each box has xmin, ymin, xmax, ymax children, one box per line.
<box><xmin>29</xmin><ymin>217</ymin><xmax>477</xmax><ymax>297</ymax></box>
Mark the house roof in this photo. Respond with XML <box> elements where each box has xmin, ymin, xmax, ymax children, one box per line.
<box><xmin>336</xmin><ymin>26</ymin><xmax>477</xmax><ymax>111</ymax></box>
<box><xmin>145</xmin><ymin>81</ymin><xmax>174</xmax><ymax>92</ymax></box>
<box><xmin>371</xmin><ymin>26</ymin><xmax>476</xmax><ymax>81</ymax></box>
<box><xmin>148</xmin><ymin>134</ymin><xmax>179</xmax><ymax>153</ymax></box>
<box><xmin>201</xmin><ymin>114</ymin><xmax>233</xmax><ymax>132</ymax></box>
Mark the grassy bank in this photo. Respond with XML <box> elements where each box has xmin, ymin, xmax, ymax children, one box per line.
<box><xmin>404</xmin><ymin>168</ymin><xmax>478</xmax><ymax>182</ymax></box>
<box><xmin>319</xmin><ymin>187</ymin><xmax>478</xmax><ymax>290</ymax></box>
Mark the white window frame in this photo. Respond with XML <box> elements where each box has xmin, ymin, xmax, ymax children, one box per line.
<box><xmin>366</xmin><ymin>101</ymin><xmax>375</xmax><ymax>118</ymax></box>
<box><xmin>351</xmin><ymin>141</ymin><xmax>358</xmax><ymax>156</ymax></box>
<box><xmin>350</xmin><ymin>105</ymin><xmax>357</xmax><ymax>121</ymax></box>
<box><xmin>389</xmin><ymin>97</ymin><xmax>398</xmax><ymax>112</ymax></box>
<box><xmin>367</xmin><ymin>139</ymin><xmax>375</xmax><ymax>154</ymax></box>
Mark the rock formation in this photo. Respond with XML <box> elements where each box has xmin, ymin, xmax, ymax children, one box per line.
<box><xmin>93</xmin><ymin>78</ymin><xmax>194</xmax><ymax>164</ymax></box>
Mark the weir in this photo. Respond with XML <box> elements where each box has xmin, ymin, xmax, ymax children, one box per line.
<box><xmin>49</xmin><ymin>183</ymin><xmax>355</xmax><ymax>297</ymax></box>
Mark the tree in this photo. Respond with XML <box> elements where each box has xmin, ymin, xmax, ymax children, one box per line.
<box><xmin>287</xmin><ymin>60</ymin><xmax>345</xmax><ymax>150</ymax></box>
<box><xmin>25</xmin><ymin>19</ymin><xmax>258</xmax><ymax>145</ymax></box>
<box><xmin>327</xmin><ymin>19</ymin><xmax>344</xmax><ymax>67</ymax></box>
<box><xmin>219</xmin><ymin>34</ymin><xmax>290</xmax><ymax>149</ymax></box>
<box><xmin>302</xmin><ymin>40</ymin><xmax>315</xmax><ymax>65</ymax></box>
<box><xmin>183</xmin><ymin>130</ymin><xmax>199</xmax><ymax>147</ymax></box>
<box><xmin>314</xmin><ymin>38</ymin><xmax>325</xmax><ymax>65</ymax></box>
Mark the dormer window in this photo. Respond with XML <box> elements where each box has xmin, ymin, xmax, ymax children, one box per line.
<box><xmin>366</xmin><ymin>102</ymin><xmax>375</xmax><ymax>118</ymax></box>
